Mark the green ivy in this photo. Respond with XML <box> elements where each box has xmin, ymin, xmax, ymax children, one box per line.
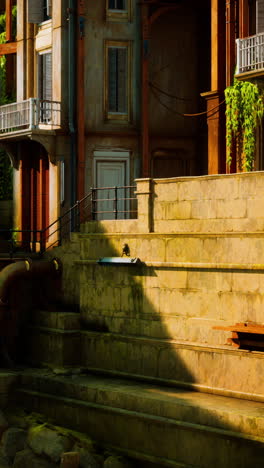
<box><xmin>225</xmin><ymin>78</ymin><xmax>264</xmax><ymax>171</ymax></box>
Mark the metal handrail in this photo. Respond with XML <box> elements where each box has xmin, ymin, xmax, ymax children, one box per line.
<box><xmin>0</xmin><ymin>184</ymin><xmax>138</xmax><ymax>257</ymax></box>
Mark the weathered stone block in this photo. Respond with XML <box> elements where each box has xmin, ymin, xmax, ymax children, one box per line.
<box><xmin>165</xmin><ymin>201</ymin><xmax>192</xmax><ymax>220</ymax></box>
<box><xmin>216</xmin><ymin>199</ymin><xmax>247</xmax><ymax>219</ymax></box>
<box><xmin>104</xmin><ymin>456</ymin><xmax>132</xmax><ymax>468</ymax></box>
<box><xmin>191</xmin><ymin>200</ymin><xmax>217</xmax><ymax>219</ymax></box>
<box><xmin>28</xmin><ymin>426</ymin><xmax>72</xmax><ymax>463</ymax></box>
<box><xmin>0</xmin><ymin>428</ymin><xmax>26</xmax><ymax>461</ymax></box>
<box><xmin>178</xmin><ymin>180</ymin><xmax>201</xmax><ymax>201</ymax></box>
<box><xmin>13</xmin><ymin>449</ymin><xmax>57</xmax><ymax>468</ymax></box>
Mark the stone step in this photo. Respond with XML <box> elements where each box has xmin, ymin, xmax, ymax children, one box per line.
<box><xmin>16</xmin><ymin>369</ymin><xmax>264</xmax><ymax>468</ymax></box>
<box><xmin>30</xmin><ymin>310</ymin><xmax>80</xmax><ymax>331</ymax></box>
<box><xmin>24</xmin><ymin>311</ymin><xmax>81</xmax><ymax>368</ymax></box>
<box><xmin>25</xmin><ymin>326</ymin><xmax>81</xmax><ymax>368</ymax></box>
<box><xmin>80</xmin><ymin>331</ymin><xmax>264</xmax><ymax>400</ymax></box>
<box><xmin>79</xmin><ymin>231</ymin><xmax>264</xmax><ymax>264</ymax></box>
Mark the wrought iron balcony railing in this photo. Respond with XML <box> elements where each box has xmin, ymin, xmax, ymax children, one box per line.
<box><xmin>0</xmin><ymin>98</ymin><xmax>61</xmax><ymax>134</ymax></box>
<box><xmin>236</xmin><ymin>33</ymin><xmax>264</xmax><ymax>74</ymax></box>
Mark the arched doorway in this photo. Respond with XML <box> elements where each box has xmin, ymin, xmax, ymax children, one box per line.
<box><xmin>21</xmin><ymin>141</ymin><xmax>49</xmax><ymax>251</ymax></box>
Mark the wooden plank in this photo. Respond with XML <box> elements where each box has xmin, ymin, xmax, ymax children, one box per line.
<box><xmin>0</xmin><ymin>42</ymin><xmax>17</xmax><ymax>55</ymax></box>
<box><xmin>239</xmin><ymin>0</ymin><xmax>249</xmax><ymax>38</ymax></box>
<box><xmin>213</xmin><ymin>325</ymin><xmax>264</xmax><ymax>334</ymax></box>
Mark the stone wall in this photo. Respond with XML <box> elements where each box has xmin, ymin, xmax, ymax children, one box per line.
<box><xmin>46</xmin><ymin>172</ymin><xmax>264</xmax><ymax>395</ymax></box>
<box><xmin>152</xmin><ymin>171</ymin><xmax>264</xmax><ymax>233</ymax></box>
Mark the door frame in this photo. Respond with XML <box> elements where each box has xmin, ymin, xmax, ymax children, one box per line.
<box><xmin>93</xmin><ymin>150</ymin><xmax>130</xmax><ymax>220</ymax></box>
<box><xmin>93</xmin><ymin>150</ymin><xmax>130</xmax><ymax>187</ymax></box>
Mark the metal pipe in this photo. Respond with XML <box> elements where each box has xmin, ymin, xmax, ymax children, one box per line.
<box><xmin>68</xmin><ymin>0</ymin><xmax>77</xmax><ymax>209</ymax></box>
<box><xmin>0</xmin><ymin>258</ymin><xmax>61</xmax><ymax>305</ymax></box>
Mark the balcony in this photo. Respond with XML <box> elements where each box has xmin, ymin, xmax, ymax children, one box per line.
<box><xmin>0</xmin><ymin>98</ymin><xmax>61</xmax><ymax>136</ymax></box>
<box><xmin>236</xmin><ymin>33</ymin><xmax>264</xmax><ymax>80</ymax></box>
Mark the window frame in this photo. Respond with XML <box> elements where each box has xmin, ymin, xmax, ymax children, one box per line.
<box><xmin>106</xmin><ymin>0</ymin><xmax>132</xmax><ymax>22</ymax></box>
<box><xmin>27</xmin><ymin>0</ymin><xmax>52</xmax><ymax>24</ymax></box>
<box><xmin>37</xmin><ymin>49</ymin><xmax>52</xmax><ymax>101</ymax></box>
<box><xmin>104</xmin><ymin>40</ymin><xmax>132</xmax><ymax>123</ymax></box>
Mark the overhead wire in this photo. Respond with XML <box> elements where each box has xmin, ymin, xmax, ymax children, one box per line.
<box><xmin>149</xmin><ymin>81</ymin><xmax>193</xmax><ymax>101</ymax></box>
<box><xmin>149</xmin><ymin>85</ymin><xmax>226</xmax><ymax>118</ymax></box>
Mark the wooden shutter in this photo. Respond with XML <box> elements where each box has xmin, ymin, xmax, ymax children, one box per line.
<box><xmin>256</xmin><ymin>0</ymin><xmax>264</xmax><ymax>33</ymax></box>
<box><xmin>27</xmin><ymin>0</ymin><xmax>44</xmax><ymax>24</ymax></box>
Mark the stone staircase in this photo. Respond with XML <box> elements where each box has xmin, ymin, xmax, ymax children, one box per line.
<box><xmin>15</xmin><ymin>369</ymin><xmax>264</xmax><ymax>468</ymax></box>
<box><xmin>8</xmin><ymin>173</ymin><xmax>264</xmax><ymax>467</ymax></box>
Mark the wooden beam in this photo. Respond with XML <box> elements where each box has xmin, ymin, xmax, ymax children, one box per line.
<box><xmin>239</xmin><ymin>0</ymin><xmax>249</xmax><ymax>37</ymax></box>
<box><xmin>5</xmin><ymin>0</ymin><xmax>12</xmax><ymax>42</ymax></box>
<box><xmin>202</xmin><ymin>0</ymin><xmax>226</xmax><ymax>175</ymax></box>
<box><xmin>226</xmin><ymin>0</ymin><xmax>236</xmax><ymax>87</ymax></box>
<box><xmin>0</xmin><ymin>42</ymin><xmax>17</xmax><ymax>55</ymax></box>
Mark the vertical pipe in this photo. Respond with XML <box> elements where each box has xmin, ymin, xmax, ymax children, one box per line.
<box><xmin>77</xmin><ymin>0</ymin><xmax>85</xmax><ymax>205</ymax></box>
<box><xmin>141</xmin><ymin>4</ymin><xmax>150</xmax><ymax>178</ymax></box>
<box><xmin>68</xmin><ymin>0</ymin><xmax>76</xmax><ymax>209</ymax></box>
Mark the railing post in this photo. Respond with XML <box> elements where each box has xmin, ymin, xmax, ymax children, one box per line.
<box><xmin>236</xmin><ymin>39</ymin><xmax>241</xmax><ymax>74</ymax></box>
<box><xmin>59</xmin><ymin>216</ymin><xmax>62</xmax><ymax>245</ymax></box>
<box><xmin>40</xmin><ymin>229</ymin><xmax>45</xmax><ymax>255</ymax></box>
<box><xmin>114</xmin><ymin>186</ymin><xmax>118</xmax><ymax>220</ymax></box>
<box><xmin>35</xmin><ymin>98</ymin><xmax>40</xmax><ymax>127</ymax></box>
<box><xmin>91</xmin><ymin>188</ymin><xmax>96</xmax><ymax>220</ymax></box>
<box><xmin>76</xmin><ymin>200</ymin><xmax>80</xmax><ymax>231</ymax></box>
<box><xmin>29</xmin><ymin>98</ymin><xmax>35</xmax><ymax>129</ymax></box>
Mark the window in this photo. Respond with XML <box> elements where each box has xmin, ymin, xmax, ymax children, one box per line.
<box><xmin>27</xmin><ymin>0</ymin><xmax>52</xmax><ymax>24</ymax></box>
<box><xmin>106</xmin><ymin>0</ymin><xmax>131</xmax><ymax>21</ymax></box>
<box><xmin>108</xmin><ymin>0</ymin><xmax>126</xmax><ymax>10</ymax></box>
<box><xmin>43</xmin><ymin>0</ymin><xmax>52</xmax><ymax>21</ymax></box>
<box><xmin>105</xmin><ymin>41</ymin><xmax>131</xmax><ymax>121</ymax></box>
<box><xmin>38</xmin><ymin>51</ymin><xmax>52</xmax><ymax>122</ymax></box>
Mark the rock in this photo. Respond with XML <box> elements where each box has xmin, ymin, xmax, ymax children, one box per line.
<box><xmin>80</xmin><ymin>450</ymin><xmax>102</xmax><ymax>468</ymax></box>
<box><xmin>0</xmin><ymin>412</ymin><xmax>8</xmax><ymax>438</ymax></box>
<box><xmin>103</xmin><ymin>456</ymin><xmax>132</xmax><ymax>468</ymax></box>
<box><xmin>0</xmin><ymin>453</ymin><xmax>10</xmax><ymax>467</ymax></box>
<box><xmin>0</xmin><ymin>428</ymin><xmax>26</xmax><ymax>461</ymax></box>
<box><xmin>60</xmin><ymin>451</ymin><xmax>80</xmax><ymax>467</ymax></box>
<box><xmin>28</xmin><ymin>425</ymin><xmax>72</xmax><ymax>463</ymax></box>
<box><xmin>13</xmin><ymin>448</ymin><xmax>57</xmax><ymax>468</ymax></box>
<box><xmin>72</xmin><ymin>444</ymin><xmax>102</xmax><ymax>468</ymax></box>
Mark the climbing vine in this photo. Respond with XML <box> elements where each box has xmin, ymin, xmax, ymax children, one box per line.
<box><xmin>0</xmin><ymin>6</ymin><xmax>16</xmax><ymax>200</ymax></box>
<box><xmin>225</xmin><ymin>78</ymin><xmax>264</xmax><ymax>171</ymax></box>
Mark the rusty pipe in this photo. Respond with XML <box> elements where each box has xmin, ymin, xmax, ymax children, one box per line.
<box><xmin>0</xmin><ymin>258</ymin><xmax>61</xmax><ymax>305</ymax></box>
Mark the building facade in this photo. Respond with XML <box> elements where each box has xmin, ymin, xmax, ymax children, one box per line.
<box><xmin>0</xmin><ymin>0</ymin><xmax>263</xmax><ymax>242</ymax></box>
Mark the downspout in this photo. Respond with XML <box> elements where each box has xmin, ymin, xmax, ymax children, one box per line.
<box><xmin>77</xmin><ymin>0</ymin><xmax>85</xmax><ymax>204</ymax></box>
<box><xmin>0</xmin><ymin>258</ymin><xmax>61</xmax><ymax>305</ymax></box>
<box><xmin>68</xmin><ymin>0</ymin><xmax>77</xmax><ymax>208</ymax></box>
